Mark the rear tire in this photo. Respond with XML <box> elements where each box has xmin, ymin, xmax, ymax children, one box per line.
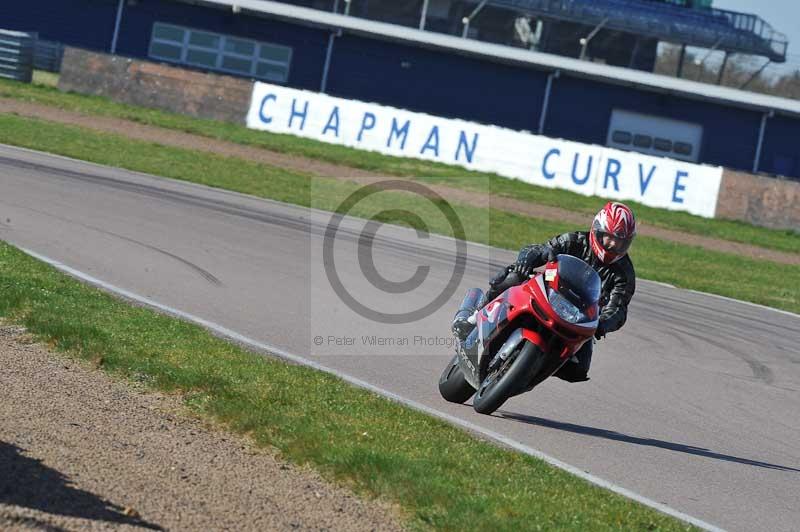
<box><xmin>438</xmin><ymin>355</ymin><xmax>475</xmax><ymax>403</ymax></box>
<box><xmin>473</xmin><ymin>341</ymin><xmax>541</xmax><ymax>415</ymax></box>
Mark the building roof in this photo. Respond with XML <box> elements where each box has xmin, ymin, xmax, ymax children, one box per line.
<box><xmin>187</xmin><ymin>0</ymin><xmax>800</xmax><ymax>118</ymax></box>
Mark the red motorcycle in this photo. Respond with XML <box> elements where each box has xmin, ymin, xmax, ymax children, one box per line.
<box><xmin>439</xmin><ymin>254</ymin><xmax>600</xmax><ymax>415</ymax></box>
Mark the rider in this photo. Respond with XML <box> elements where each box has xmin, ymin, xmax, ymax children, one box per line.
<box><xmin>453</xmin><ymin>201</ymin><xmax>637</xmax><ymax>383</ymax></box>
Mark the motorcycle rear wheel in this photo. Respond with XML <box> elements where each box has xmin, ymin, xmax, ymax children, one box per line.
<box><xmin>473</xmin><ymin>341</ymin><xmax>540</xmax><ymax>415</ymax></box>
<box><xmin>438</xmin><ymin>354</ymin><xmax>475</xmax><ymax>403</ymax></box>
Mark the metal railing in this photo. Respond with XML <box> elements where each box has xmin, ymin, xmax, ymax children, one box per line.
<box><xmin>34</xmin><ymin>39</ymin><xmax>64</xmax><ymax>72</ymax></box>
<box><xmin>0</xmin><ymin>29</ymin><xmax>35</xmax><ymax>82</ymax></box>
<box><xmin>485</xmin><ymin>0</ymin><xmax>788</xmax><ymax>61</ymax></box>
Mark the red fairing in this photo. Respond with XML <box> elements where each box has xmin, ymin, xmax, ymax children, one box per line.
<box><xmin>491</xmin><ymin>260</ymin><xmax>595</xmax><ymax>360</ymax></box>
<box><xmin>520</xmin><ymin>329</ymin><xmax>546</xmax><ymax>351</ymax></box>
<box><xmin>444</xmin><ymin>252</ymin><xmax>604</xmax><ymax>416</ymax></box>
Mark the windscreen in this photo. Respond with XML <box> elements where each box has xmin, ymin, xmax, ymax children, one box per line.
<box><xmin>556</xmin><ymin>254</ymin><xmax>600</xmax><ymax>307</ymax></box>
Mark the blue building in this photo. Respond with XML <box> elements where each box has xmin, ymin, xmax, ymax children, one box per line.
<box><xmin>4</xmin><ymin>0</ymin><xmax>799</xmax><ymax>179</ymax></box>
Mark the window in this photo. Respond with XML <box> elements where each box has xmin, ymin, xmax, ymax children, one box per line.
<box><xmin>222</xmin><ymin>56</ymin><xmax>252</xmax><ymax>73</ymax></box>
<box><xmin>674</xmin><ymin>142</ymin><xmax>693</xmax><ymax>156</ymax></box>
<box><xmin>611</xmin><ymin>130</ymin><xmax>633</xmax><ymax>145</ymax></box>
<box><xmin>225</xmin><ymin>38</ymin><xmax>254</xmax><ymax>56</ymax></box>
<box><xmin>654</xmin><ymin>138</ymin><xmax>673</xmax><ymax>152</ymax></box>
<box><xmin>606</xmin><ymin>109</ymin><xmax>703</xmax><ymax>162</ymax></box>
<box><xmin>256</xmin><ymin>62</ymin><xmax>290</xmax><ymax>82</ymax></box>
<box><xmin>149</xmin><ymin>24</ymin><xmax>185</xmax><ymax>61</ymax></box>
<box><xmin>188</xmin><ymin>31</ymin><xmax>220</xmax><ymax>49</ymax></box>
<box><xmin>153</xmin><ymin>24</ymin><xmax>184</xmax><ymax>42</ymax></box>
<box><xmin>148</xmin><ymin>22</ymin><xmax>292</xmax><ymax>83</ymax></box>
<box><xmin>149</xmin><ymin>41</ymin><xmax>182</xmax><ymax>61</ymax></box>
<box><xmin>633</xmin><ymin>134</ymin><xmax>653</xmax><ymax>148</ymax></box>
<box><xmin>186</xmin><ymin>49</ymin><xmax>217</xmax><ymax>68</ymax></box>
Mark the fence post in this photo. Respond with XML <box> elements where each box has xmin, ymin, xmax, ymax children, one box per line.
<box><xmin>0</xmin><ymin>30</ymin><xmax>35</xmax><ymax>83</ymax></box>
<box><xmin>110</xmin><ymin>0</ymin><xmax>125</xmax><ymax>54</ymax></box>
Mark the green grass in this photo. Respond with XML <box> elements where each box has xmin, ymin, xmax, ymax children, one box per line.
<box><xmin>0</xmin><ymin>112</ymin><xmax>797</xmax><ymax>314</ymax></box>
<box><xmin>31</xmin><ymin>70</ymin><xmax>59</xmax><ymax>88</ymax></box>
<box><xmin>1</xmin><ymin>77</ymin><xmax>797</xmax><ymax>254</ymax></box>
<box><xmin>0</xmin><ymin>78</ymin><xmax>790</xmax><ymax>530</ymax></box>
<box><xmin>0</xmin><ymin>241</ymin><xmax>696</xmax><ymax>531</ymax></box>
<box><xmin>417</xmin><ymin>175</ymin><xmax>800</xmax><ymax>255</ymax></box>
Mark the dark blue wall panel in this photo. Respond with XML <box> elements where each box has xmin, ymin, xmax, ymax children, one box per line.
<box><xmin>545</xmin><ymin>75</ymin><xmax>763</xmax><ymax>171</ymax></box>
<box><xmin>326</xmin><ymin>35</ymin><xmax>548</xmax><ymax>131</ymax></box>
<box><xmin>2</xmin><ymin>0</ymin><xmax>118</xmax><ymax>52</ymax></box>
<box><xmin>759</xmin><ymin>115</ymin><xmax>800</xmax><ymax>178</ymax></box>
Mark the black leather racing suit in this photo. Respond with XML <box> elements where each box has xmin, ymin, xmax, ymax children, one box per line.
<box><xmin>486</xmin><ymin>231</ymin><xmax>636</xmax><ymax>382</ymax></box>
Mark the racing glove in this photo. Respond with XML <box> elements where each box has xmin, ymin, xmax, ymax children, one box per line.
<box><xmin>594</xmin><ymin>320</ymin><xmax>607</xmax><ymax>340</ymax></box>
<box><xmin>514</xmin><ymin>246</ymin><xmax>544</xmax><ymax>277</ymax></box>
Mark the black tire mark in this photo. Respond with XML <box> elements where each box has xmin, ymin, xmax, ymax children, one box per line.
<box><xmin>0</xmin><ymin>199</ymin><xmax>221</xmax><ymax>286</ymax></box>
<box><xmin>0</xmin><ymin>155</ymin><xmax>501</xmax><ymax>277</ymax></box>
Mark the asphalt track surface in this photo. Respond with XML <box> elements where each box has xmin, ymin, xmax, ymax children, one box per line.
<box><xmin>0</xmin><ymin>144</ymin><xmax>798</xmax><ymax>531</ymax></box>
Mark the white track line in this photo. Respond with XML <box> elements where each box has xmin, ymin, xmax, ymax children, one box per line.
<box><xmin>20</xmin><ymin>247</ymin><xmax>725</xmax><ymax>532</ymax></box>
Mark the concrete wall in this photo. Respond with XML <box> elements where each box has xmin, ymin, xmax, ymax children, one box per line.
<box><xmin>716</xmin><ymin>170</ymin><xmax>800</xmax><ymax>231</ymax></box>
<box><xmin>58</xmin><ymin>47</ymin><xmax>252</xmax><ymax>124</ymax></box>
<box><xmin>57</xmin><ymin>47</ymin><xmax>799</xmax><ymax>232</ymax></box>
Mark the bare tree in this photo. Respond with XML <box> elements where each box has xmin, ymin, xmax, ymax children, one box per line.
<box><xmin>655</xmin><ymin>44</ymin><xmax>800</xmax><ymax>100</ymax></box>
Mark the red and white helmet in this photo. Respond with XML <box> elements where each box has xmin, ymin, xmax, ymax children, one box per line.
<box><xmin>589</xmin><ymin>202</ymin><xmax>637</xmax><ymax>264</ymax></box>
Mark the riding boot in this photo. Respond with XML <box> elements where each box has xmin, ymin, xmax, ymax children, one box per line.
<box><xmin>451</xmin><ymin>288</ymin><xmax>485</xmax><ymax>340</ymax></box>
<box><xmin>553</xmin><ymin>341</ymin><xmax>593</xmax><ymax>383</ymax></box>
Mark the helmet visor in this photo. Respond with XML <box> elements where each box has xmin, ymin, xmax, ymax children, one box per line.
<box><xmin>594</xmin><ymin>230</ymin><xmax>633</xmax><ymax>255</ymax></box>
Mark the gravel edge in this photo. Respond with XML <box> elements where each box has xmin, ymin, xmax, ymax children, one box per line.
<box><xmin>0</xmin><ymin>325</ymin><xmax>405</xmax><ymax>532</ymax></box>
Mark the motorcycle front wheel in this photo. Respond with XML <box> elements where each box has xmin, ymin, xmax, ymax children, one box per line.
<box><xmin>472</xmin><ymin>341</ymin><xmax>541</xmax><ymax>415</ymax></box>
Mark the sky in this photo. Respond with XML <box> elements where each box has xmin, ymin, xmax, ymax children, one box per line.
<box><xmin>713</xmin><ymin>0</ymin><xmax>799</xmax><ymax>61</ymax></box>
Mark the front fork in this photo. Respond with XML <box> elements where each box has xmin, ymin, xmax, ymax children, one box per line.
<box><xmin>487</xmin><ymin>328</ymin><xmax>565</xmax><ymax>395</ymax></box>
<box><xmin>486</xmin><ymin>329</ymin><xmax>526</xmax><ymax>374</ymax></box>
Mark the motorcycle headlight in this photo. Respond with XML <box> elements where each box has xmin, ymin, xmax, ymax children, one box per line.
<box><xmin>548</xmin><ymin>290</ymin><xmax>583</xmax><ymax>324</ymax></box>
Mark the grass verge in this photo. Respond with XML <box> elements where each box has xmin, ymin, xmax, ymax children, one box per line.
<box><xmin>0</xmin><ymin>112</ymin><xmax>797</xmax><ymax>313</ymax></box>
<box><xmin>0</xmin><ymin>77</ymin><xmax>797</xmax><ymax>254</ymax></box>
<box><xmin>0</xmin><ymin>241</ymin><xmax>696</xmax><ymax>531</ymax></box>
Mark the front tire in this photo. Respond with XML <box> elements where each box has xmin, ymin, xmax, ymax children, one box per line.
<box><xmin>473</xmin><ymin>341</ymin><xmax>541</xmax><ymax>415</ymax></box>
<box><xmin>438</xmin><ymin>355</ymin><xmax>475</xmax><ymax>403</ymax></box>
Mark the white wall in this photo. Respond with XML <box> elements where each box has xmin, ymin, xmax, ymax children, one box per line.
<box><xmin>246</xmin><ymin>81</ymin><xmax>723</xmax><ymax>217</ymax></box>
